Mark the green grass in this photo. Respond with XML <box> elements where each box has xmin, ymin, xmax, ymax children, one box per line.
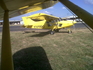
<box><xmin>0</xmin><ymin>28</ymin><xmax>93</xmax><ymax>70</ymax></box>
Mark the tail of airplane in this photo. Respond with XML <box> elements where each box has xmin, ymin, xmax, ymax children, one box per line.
<box><xmin>22</xmin><ymin>17</ymin><xmax>34</xmax><ymax>28</ymax></box>
<box><xmin>72</xmin><ymin>20</ymin><xmax>77</xmax><ymax>24</ymax></box>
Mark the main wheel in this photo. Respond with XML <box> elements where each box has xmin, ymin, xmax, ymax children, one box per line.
<box><xmin>50</xmin><ymin>31</ymin><xmax>55</xmax><ymax>35</ymax></box>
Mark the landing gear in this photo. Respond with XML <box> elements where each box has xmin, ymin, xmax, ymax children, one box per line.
<box><xmin>68</xmin><ymin>30</ymin><xmax>72</xmax><ymax>34</ymax></box>
<box><xmin>50</xmin><ymin>31</ymin><xmax>55</xmax><ymax>35</ymax></box>
<box><xmin>54</xmin><ymin>29</ymin><xmax>59</xmax><ymax>32</ymax></box>
<box><xmin>50</xmin><ymin>29</ymin><xmax>59</xmax><ymax>34</ymax></box>
<box><xmin>67</xmin><ymin>29</ymin><xmax>72</xmax><ymax>34</ymax></box>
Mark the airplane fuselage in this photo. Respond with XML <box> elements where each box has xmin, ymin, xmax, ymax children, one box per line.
<box><xmin>23</xmin><ymin>20</ymin><xmax>76</xmax><ymax>30</ymax></box>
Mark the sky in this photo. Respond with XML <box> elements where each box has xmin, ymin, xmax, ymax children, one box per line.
<box><xmin>10</xmin><ymin>0</ymin><xmax>93</xmax><ymax>21</ymax></box>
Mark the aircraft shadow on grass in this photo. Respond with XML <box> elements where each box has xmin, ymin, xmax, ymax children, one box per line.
<box><xmin>30</xmin><ymin>32</ymin><xmax>50</xmax><ymax>37</ymax></box>
<box><xmin>13</xmin><ymin>46</ymin><xmax>52</xmax><ymax>70</ymax></box>
<box><xmin>23</xmin><ymin>30</ymin><xmax>70</xmax><ymax>37</ymax></box>
<box><xmin>23</xmin><ymin>30</ymin><xmax>50</xmax><ymax>37</ymax></box>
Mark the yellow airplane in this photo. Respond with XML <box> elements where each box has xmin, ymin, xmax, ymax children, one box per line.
<box><xmin>0</xmin><ymin>0</ymin><xmax>93</xmax><ymax>70</ymax></box>
<box><xmin>22</xmin><ymin>13</ymin><xmax>77</xmax><ymax>34</ymax></box>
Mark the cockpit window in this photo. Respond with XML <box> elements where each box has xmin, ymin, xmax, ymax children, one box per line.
<box><xmin>59</xmin><ymin>24</ymin><xmax>62</xmax><ymax>27</ymax></box>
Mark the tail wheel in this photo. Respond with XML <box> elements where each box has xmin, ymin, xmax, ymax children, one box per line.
<box><xmin>68</xmin><ymin>30</ymin><xmax>72</xmax><ymax>33</ymax></box>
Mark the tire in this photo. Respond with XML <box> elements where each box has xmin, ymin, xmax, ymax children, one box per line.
<box><xmin>50</xmin><ymin>31</ymin><xmax>55</xmax><ymax>35</ymax></box>
<box><xmin>68</xmin><ymin>31</ymin><xmax>72</xmax><ymax>34</ymax></box>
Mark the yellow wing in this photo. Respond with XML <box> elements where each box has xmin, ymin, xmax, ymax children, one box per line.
<box><xmin>22</xmin><ymin>13</ymin><xmax>60</xmax><ymax>27</ymax></box>
<box><xmin>0</xmin><ymin>0</ymin><xmax>58</xmax><ymax>20</ymax></box>
<box><xmin>26</xmin><ymin>13</ymin><xmax>59</xmax><ymax>21</ymax></box>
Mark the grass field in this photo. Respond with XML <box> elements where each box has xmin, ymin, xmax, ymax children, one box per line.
<box><xmin>0</xmin><ymin>28</ymin><xmax>93</xmax><ymax>70</ymax></box>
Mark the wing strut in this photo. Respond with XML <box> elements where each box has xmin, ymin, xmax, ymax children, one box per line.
<box><xmin>0</xmin><ymin>0</ymin><xmax>14</xmax><ymax>70</ymax></box>
<box><xmin>1</xmin><ymin>10</ymin><xmax>14</xmax><ymax>70</ymax></box>
<box><xmin>59</xmin><ymin>0</ymin><xmax>93</xmax><ymax>29</ymax></box>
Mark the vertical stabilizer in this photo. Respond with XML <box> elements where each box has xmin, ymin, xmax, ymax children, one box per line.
<box><xmin>22</xmin><ymin>17</ymin><xmax>34</xmax><ymax>26</ymax></box>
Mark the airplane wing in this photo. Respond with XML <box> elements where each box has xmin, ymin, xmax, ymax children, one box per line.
<box><xmin>0</xmin><ymin>0</ymin><xmax>58</xmax><ymax>20</ymax></box>
<box><xmin>27</xmin><ymin>13</ymin><xmax>59</xmax><ymax>21</ymax></box>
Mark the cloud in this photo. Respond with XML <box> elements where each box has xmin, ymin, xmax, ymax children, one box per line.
<box><xmin>85</xmin><ymin>0</ymin><xmax>93</xmax><ymax>4</ymax></box>
<box><xmin>62</xmin><ymin>7</ymin><xmax>66</xmax><ymax>9</ymax></box>
<box><xmin>44</xmin><ymin>11</ymin><xmax>50</xmax><ymax>14</ymax></box>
